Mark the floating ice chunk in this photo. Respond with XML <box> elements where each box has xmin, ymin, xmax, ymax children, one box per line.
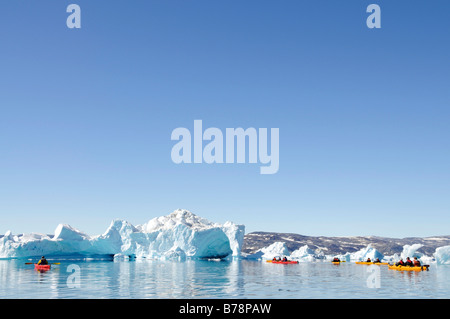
<box><xmin>349</xmin><ymin>244</ymin><xmax>384</xmax><ymax>261</ymax></box>
<box><xmin>291</xmin><ymin>245</ymin><xmax>314</xmax><ymax>257</ymax></box>
<box><xmin>435</xmin><ymin>245</ymin><xmax>450</xmax><ymax>265</ymax></box>
<box><xmin>290</xmin><ymin>245</ymin><xmax>317</xmax><ymax>262</ymax></box>
<box><xmin>245</xmin><ymin>241</ymin><xmax>290</xmax><ymax>260</ymax></box>
<box><xmin>262</xmin><ymin>242</ymin><xmax>290</xmax><ymax>259</ymax></box>
<box><xmin>400</xmin><ymin>244</ymin><xmax>424</xmax><ymax>260</ymax></box>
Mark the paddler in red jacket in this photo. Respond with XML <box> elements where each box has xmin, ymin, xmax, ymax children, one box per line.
<box><xmin>405</xmin><ymin>257</ymin><xmax>413</xmax><ymax>266</ymax></box>
<box><xmin>413</xmin><ymin>257</ymin><xmax>421</xmax><ymax>267</ymax></box>
<box><xmin>395</xmin><ymin>258</ymin><xmax>405</xmax><ymax>266</ymax></box>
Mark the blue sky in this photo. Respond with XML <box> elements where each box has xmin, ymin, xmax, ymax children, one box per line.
<box><xmin>1</xmin><ymin>0</ymin><xmax>449</xmax><ymax>238</ymax></box>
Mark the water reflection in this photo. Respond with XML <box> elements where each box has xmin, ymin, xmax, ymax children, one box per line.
<box><xmin>0</xmin><ymin>259</ymin><xmax>449</xmax><ymax>299</ymax></box>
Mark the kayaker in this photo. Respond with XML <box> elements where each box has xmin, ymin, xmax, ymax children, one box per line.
<box><xmin>37</xmin><ymin>256</ymin><xmax>48</xmax><ymax>265</ymax></box>
<box><xmin>405</xmin><ymin>257</ymin><xmax>413</xmax><ymax>267</ymax></box>
<box><xmin>374</xmin><ymin>258</ymin><xmax>381</xmax><ymax>263</ymax></box>
<box><xmin>332</xmin><ymin>257</ymin><xmax>340</xmax><ymax>262</ymax></box>
<box><xmin>282</xmin><ymin>257</ymin><xmax>288</xmax><ymax>262</ymax></box>
<box><xmin>395</xmin><ymin>259</ymin><xmax>405</xmax><ymax>266</ymax></box>
<box><xmin>413</xmin><ymin>257</ymin><xmax>421</xmax><ymax>267</ymax></box>
<box><xmin>366</xmin><ymin>258</ymin><xmax>372</xmax><ymax>262</ymax></box>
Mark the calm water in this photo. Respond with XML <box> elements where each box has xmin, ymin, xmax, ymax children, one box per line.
<box><xmin>0</xmin><ymin>259</ymin><xmax>449</xmax><ymax>299</ymax></box>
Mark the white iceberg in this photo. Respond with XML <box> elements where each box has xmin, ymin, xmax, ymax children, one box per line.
<box><xmin>0</xmin><ymin>209</ymin><xmax>244</xmax><ymax>260</ymax></box>
<box><xmin>382</xmin><ymin>244</ymin><xmax>434</xmax><ymax>265</ymax></box>
<box><xmin>290</xmin><ymin>245</ymin><xmax>314</xmax><ymax>257</ymax></box>
<box><xmin>244</xmin><ymin>241</ymin><xmax>290</xmax><ymax>260</ymax></box>
<box><xmin>400</xmin><ymin>244</ymin><xmax>424</xmax><ymax>260</ymax></box>
<box><xmin>290</xmin><ymin>245</ymin><xmax>319</xmax><ymax>262</ymax></box>
<box><xmin>349</xmin><ymin>244</ymin><xmax>384</xmax><ymax>262</ymax></box>
<box><xmin>435</xmin><ymin>245</ymin><xmax>450</xmax><ymax>265</ymax></box>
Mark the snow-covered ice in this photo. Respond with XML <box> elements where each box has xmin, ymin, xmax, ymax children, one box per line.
<box><xmin>0</xmin><ymin>209</ymin><xmax>244</xmax><ymax>260</ymax></box>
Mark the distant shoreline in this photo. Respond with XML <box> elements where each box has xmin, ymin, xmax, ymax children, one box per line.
<box><xmin>242</xmin><ymin>231</ymin><xmax>450</xmax><ymax>256</ymax></box>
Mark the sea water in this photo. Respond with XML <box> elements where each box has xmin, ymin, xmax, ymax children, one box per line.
<box><xmin>0</xmin><ymin>259</ymin><xmax>449</xmax><ymax>299</ymax></box>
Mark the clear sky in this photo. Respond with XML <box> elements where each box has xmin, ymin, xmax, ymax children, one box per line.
<box><xmin>1</xmin><ymin>0</ymin><xmax>449</xmax><ymax>238</ymax></box>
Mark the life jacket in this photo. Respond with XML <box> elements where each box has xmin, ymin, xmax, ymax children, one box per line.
<box><xmin>38</xmin><ymin>259</ymin><xmax>48</xmax><ymax>265</ymax></box>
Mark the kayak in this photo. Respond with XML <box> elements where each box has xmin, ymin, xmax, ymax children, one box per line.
<box><xmin>388</xmin><ymin>265</ymin><xmax>429</xmax><ymax>272</ymax></box>
<box><xmin>34</xmin><ymin>264</ymin><xmax>51</xmax><ymax>271</ymax></box>
<box><xmin>356</xmin><ymin>262</ymin><xmax>389</xmax><ymax>265</ymax></box>
<box><xmin>332</xmin><ymin>262</ymin><xmax>340</xmax><ymax>264</ymax></box>
<box><xmin>266</xmin><ymin>260</ymin><xmax>299</xmax><ymax>264</ymax></box>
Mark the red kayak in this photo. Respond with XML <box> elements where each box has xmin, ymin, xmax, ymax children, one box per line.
<box><xmin>34</xmin><ymin>264</ymin><xmax>51</xmax><ymax>271</ymax></box>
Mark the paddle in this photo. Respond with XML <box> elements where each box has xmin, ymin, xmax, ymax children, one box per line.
<box><xmin>25</xmin><ymin>262</ymin><xmax>60</xmax><ymax>265</ymax></box>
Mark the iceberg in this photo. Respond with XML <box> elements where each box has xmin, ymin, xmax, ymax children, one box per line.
<box><xmin>244</xmin><ymin>241</ymin><xmax>290</xmax><ymax>260</ymax></box>
<box><xmin>290</xmin><ymin>245</ymin><xmax>314</xmax><ymax>258</ymax></box>
<box><xmin>290</xmin><ymin>245</ymin><xmax>320</xmax><ymax>262</ymax></box>
<box><xmin>382</xmin><ymin>244</ymin><xmax>434</xmax><ymax>265</ymax></box>
<box><xmin>0</xmin><ymin>209</ymin><xmax>244</xmax><ymax>260</ymax></box>
<box><xmin>349</xmin><ymin>244</ymin><xmax>384</xmax><ymax>262</ymax></box>
<box><xmin>435</xmin><ymin>245</ymin><xmax>450</xmax><ymax>265</ymax></box>
<box><xmin>400</xmin><ymin>244</ymin><xmax>424</xmax><ymax>260</ymax></box>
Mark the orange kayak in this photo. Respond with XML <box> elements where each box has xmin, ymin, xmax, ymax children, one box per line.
<box><xmin>356</xmin><ymin>261</ymin><xmax>389</xmax><ymax>265</ymax></box>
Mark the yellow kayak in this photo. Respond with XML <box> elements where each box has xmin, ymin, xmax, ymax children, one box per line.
<box><xmin>388</xmin><ymin>265</ymin><xmax>429</xmax><ymax>272</ymax></box>
<box><xmin>355</xmin><ymin>261</ymin><xmax>389</xmax><ymax>265</ymax></box>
